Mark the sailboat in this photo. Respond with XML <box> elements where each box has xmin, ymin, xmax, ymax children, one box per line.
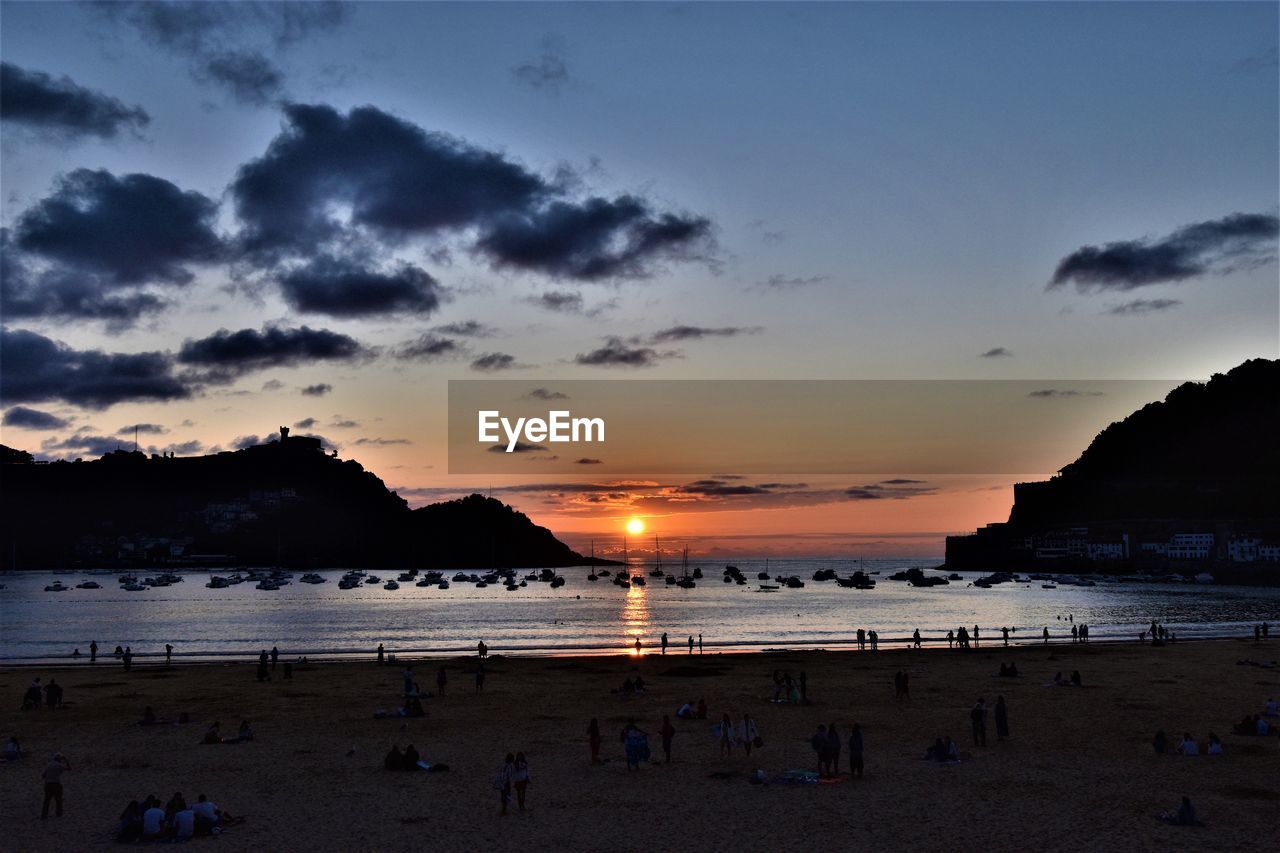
<box><xmin>676</xmin><ymin>545</ymin><xmax>696</xmax><ymax>588</ymax></box>
<box><xmin>587</xmin><ymin>540</ymin><xmax>599</xmax><ymax>581</ymax></box>
<box><xmin>650</xmin><ymin>536</ymin><xmax>665</xmax><ymax>576</ymax></box>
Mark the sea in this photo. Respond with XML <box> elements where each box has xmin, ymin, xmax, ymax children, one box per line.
<box><xmin>2</xmin><ymin>559</ymin><xmax>1278</xmax><ymax>664</ymax></box>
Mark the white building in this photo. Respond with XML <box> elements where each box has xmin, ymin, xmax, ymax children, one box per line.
<box><xmin>1228</xmin><ymin>537</ymin><xmax>1261</xmax><ymax>562</ymax></box>
<box><xmin>1167</xmin><ymin>532</ymin><xmax>1214</xmax><ymax>560</ymax></box>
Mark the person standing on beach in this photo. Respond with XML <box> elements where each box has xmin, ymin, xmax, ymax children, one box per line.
<box><xmin>377</xmin><ymin>643</ymin><xmax>385</xmax><ymax>664</ymax></box>
<box><xmin>848</xmin><ymin>723</ymin><xmax>864</xmax><ymax>778</ymax></box>
<box><xmin>698</xmin><ymin>633</ymin><xmax>703</xmax><ymax>654</ymax></box>
<box><xmin>634</xmin><ymin>637</ymin><xmax>642</xmax><ymax>656</ymax></box>
<box><xmin>947</xmin><ymin>630</ymin><xmax>954</xmax><ymax>649</ymax></box>
<box><xmin>588</xmin><ymin>718</ymin><xmax>602</xmax><ymax>764</ymax></box>
<box><xmin>811</xmin><ymin>725</ymin><xmax>830</xmax><ymax>778</ymax></box>
<box><xmin>475</xmin><ymin>663</ymin><xmax>486</xmax><ymax>694</ymax></box>
<box><xmin>661</xmin><ymin>715</ymin><xmax>676</xmax><ymax>763</ymax></box>
<box><xmin>512</xmin><ymin>752</ymin><xmax>530</xmax><ymax>811</ymax></box>
<box><xmin>1002</xmin><ymin>626</ymin><xmax>1010</xmax><ymax>646</ymax></box>
<box><xmin>661</xmin><ymin>632</ymin><xmax>668</xmax><ymax>655</ymax></box>
<box><xmin>857</xmin><ymin>628</ymin><xmax>866</xmax><ymax>651</ymax></box>
<box><xmin>688</xmin><ymin>635</ymin><xmax>694</xmax><ymax>655</ymax></box>
<box><xmin>995</xmin><ymin>696</ymin><xmax>1009</xmax><ymax>740</ymax></box>
<box><xmin>718</xmin><ymin>713</ymin><xmax>735</xmax><ymax>757</ymax></box>
<box><xmin>970</xmin><ymin>698</ymin><xmax>987</xmax><ymax>746</ymax></box>
<box><xmin>478</xmin><ymin>640</ymin><xmax>488</xmax><ymax>659</ymax></box>
<box><xmin>973</xmin><ymin>625</ymin><xmax>980</xmax><ymax>647</ymax></box>
<box><xmin>869</xmin><ymin>630</ymin><xmax>878</xmax><ymax>651</ymax></box>
<box><xmin>89</xmin><ymin>640</ymin><xmax>97</xmax><ymax>664</ymax></box>
<box><xmin>740</xmin><ymin>714</ymin><xmax>759</xmax><ymax>757</ymax></box>
<box><xmin>436</xmin><ymin>666</ymin><xmax>447</xmax><ymax>696</ymax></box>
<box><xmin>913</xmin><ymin>629</ymin><xmax>922</xmax><ymax>649</ymax></box>
<box><xmin>165</xmin><ymin>644</ymin><xmax>173</xmax><ymax>665</ymax></box>
<box><xmin>123</xmin><ymin>647</ymin><xmax>133</xmax><ymax>671</ymax></box>
<box><xmin>1071</xmin><ymin>625</ymin><xmax>1079</xmax><ymax>644</ymax></box>
<box><xmin>827</xmin><ymin>722</ymin><xmax>841</xmax><ymax>772</ymax></box>
<box><xmin>41</xmin><ymin>752</ymin><xmax>70</xmax><ymax>818</ymax></box>
<box><xmin>496</xmin><ymin>753</ymin><xmax>514</xmax><ymax>815</ymax></box>
<box><xmin>271</xmin><ymin>646</ymin><xmax>279</xmax><ymax>670</ymax></box>
<box><xmin>1042</xmin><ymin>627</ymin><xmax>1050</xmax><ymax>644</ymax></box>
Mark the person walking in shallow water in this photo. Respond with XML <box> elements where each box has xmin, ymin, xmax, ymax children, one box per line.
<box><xmin>661</xmin><ymin>632</ymin><xmax>668</xmax><ymax>655</ymax></box>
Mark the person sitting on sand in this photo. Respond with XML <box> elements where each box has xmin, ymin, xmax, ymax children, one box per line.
<box><xmin>634</xmin><ymin>676</ymin><xmax>646</xmax><ymax>693</ymax></box>
<box><xmin>172</xmin><ymin>803</ymin><xmax>195</xmax><ymax>840</ymax></box>
<box><xmin>945</xmin><ymin>736</ymin><xmax>959</xmax><ymax>761</ymax></box>
<box><xmin>621</xmin><ymin>721</ymin><xmax>649</xmax><ymax>770</ymax></box>
<box><xmin>1176</xmin><ymin>733</ymin><xmax>1198</xmax><ymax>756</ymax></box>
<box><xmin>164</xmin><ymin>792</ymin><xmax>187</xmax><ymax>822</ymax></box>
<box><xmin>237</xmin><ymin>719</ymin><xmax>254</xmax><ymax>741</ymax></box>
<box><xmin>44</xmin><ymin>679</ymin><xmax>63</xmax><ymax>709</ymax></box>
<box><xmin>1053</xmin><ymin>671</ymin><xmax>1067</xmax><ymax>686</ymax></box>
<box><xmin>1008</xmin><ymin>662</ymin><xmax>1019</xmax><ymax>677</ymax></box>
<box><xmin>117</xmin><ymin>800</ymin><xmax>143</xmax><ymax>843</ymax></box>
<box><xmin>1070</xmin><ymin>670</ymin><xmax>1082</xmax><ymax>687</ymax></box>
<box><xmin>404</xmin><ymin>743</ymin><xmax>421</xmax><ymax>770</ymax></box>
<box><xmin>1153</xmin><ymin>730</ymin><xmax>1168</xmax><ymax>754</ymax></box>
<box><xmin>1264</xmin><ymin>698</ymin><xmax>1278</xmax><ymax>716</ymax></box>
<box><xmin>621</xmin><ymin>677</ymin><xmax>635</xmax><ymax>696</ymax></box>
<box><xmin>142</xmin><ymin>796</ymin><xmax>167</xmax><ymax>839</ymax></box>
<box><xmin>385</xmin><ymin>744</ymin><xmax>405</xmax><ymax>771</ymax></box>
<box><xmin>22</xmin><ymin>678</ymin><xmax>41</xmax><ymax>710</ymax></box>
<box><xmin>3</xmin><ymin>736</ymin><xmax>21</xmax><ymax>761</ymax></box>
<box><xmin>1159</xmin><ymin>796</ymin><xmax>1197</xmax><ymax>826</ymax></box>
<box><xmin>1256</xmin><ymin>715</ymin><xmax>1271</xmax><ymax>736</ymax></box>
<box><xmin>1207</xmin><ymin>733</ymin><xmax>1223</xmax><ymax>755</ymax></box>
<box><xmin>998</xmin><ymin>663</ymin><xmax>1009</xmax><ymax>677</ymax></box>
<box><xmin>141</xmin><ymin>706</ymin><xmax>157</xmax><ymax>726</ymax></box>
<box><xmin>192</xmin><ymin>794</ymin><xmax>228</xmax><ymax>834</ymax></box>
<box><xmin>926</xmin><ymin>737</ymin><xmax>947</xmax><ymax>762</ymax></box>
<box><xmin>201</xmin><ymin>722</ymin><xmax>223</xmax><ymax>745</ymax></box>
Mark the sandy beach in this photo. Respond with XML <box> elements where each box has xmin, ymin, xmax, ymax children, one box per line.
<box><xmin>2</xmin><ymin>638</ymin><xmax>1277</xmax><ymax>852</ymax></box>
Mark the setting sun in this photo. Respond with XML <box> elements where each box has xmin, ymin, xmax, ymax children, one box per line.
<box><xmin>626</xmin><ymin>517</ymin><xmax>645</xmax><ymax>535</ymax></box>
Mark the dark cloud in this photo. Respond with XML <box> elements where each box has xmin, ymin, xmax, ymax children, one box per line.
<box><xmin>330</xmin><ymin>419</ymin><xmax>360</xmax><ymax>428</ymax></box>
<box><xmin>13</xmin><ymin>169</ymin><xmax>222</xmax><ymax>285</ymax></box>
<box><xmin>1027</xmin><ymin>389</ymin><xmax>1104</xmax><ymax>399</ymax></box>
<box><xmin>0</xmin><ymin>327</ymin><xmax>189</xmax><ymax>410</ymax></box>
<box><xmin>880</xmin><ymin>478</ymin><xmax>926</xmax><ymax>485</ymax></box>
<box><xmin>478</xmin><ymin>195</ymin><xmax>713</xmax><ymax>280</ymax></box>
<box><xmin>161</xmin><ymin>439</ymin><xmax>204</xmax><ymax>455</ymax></box>
<box><xmin>354</xmin><ymin>437</ymin><xmax>411</xmax><ymax>446</ymax></box>
<box><xmin>649</xmin><ymin>325</ymin><xmax>760</xmax><ymax>342</ymax></box>
<box><xmin>1</xmin><ymin>230</ymin><xmax>168</xmax><ymax>329</ymax></box>
<box><xmin>487</xmin><ymin>441</ymin><xmax>546</xmax><ymax>454</ymax></box>
<box><xmin>762</xmin><ymin>273</ymin><xmax>827</xmax><ymax>289</ymax></box>
<box><xmin>261</xmin><ymin>379</ymin><xmax>285</xmax><ymax>392</ymax></box>
<box><xmin>434</xmin><ymin>320</ymin><xmax>497</xmax><ymax>337</ymax></box>
<box><xmin>300</xmin><ymin>383</ymin><xmax>333</xmax><ymax>397</ymax></box>
<box><xmin>393</xmin><ymin>334</ymin><xmax>461</xmax><ymax>361</ymax></box>
<box><xmin>294</xmin><ymin>417</ymin><xmax>319</xmax><ymax>429</ymax></box>
<box><xmin>117</xmin><ymin>423</ymin><xmax>168</xmax><ymax>435</ymax></box>
<box><xmin>979</xmin><ymin>347</ymin><xmax>1013</xmax><ymax>358</ymax></box>
<box><xmin>575</xmin><ymin>457</ymin><xmax>603</xmax><ymax>465</ymax></box>
<box><xmin>677</xmin><ymin>479</ymin><xmax>770</xmax><ymax>497</ymax></box>
<box><xmin>471</xmin><ymin>352</ymin><xmax>520</xmax><ymax>371</ymax></box>
<box><xmin>1049</xmin><ymin>213</ymin><xmax>1279</xmax><ymax>292</ymax></box>
<box><xmin>573</xmin><ymin>337</ymin><xmax>676</xmax><ymax>368</ymax></box>
<box><xmin>196</xmin><ymin>50</ymin><xmax>285</xmax><ymax>106</ymax></box>
<box><xmin>176</xmin><ymin>324</ymin><xmax>366</xmax><ymax>382</ymax></box>
<box><xmin>232</xmin><ymin>432</ymin><xmax>279</xmax><ymax>450</ymax></box>
<box><xmin>230</xmin><ymin>104</ymin><xmax>712</xmax><ymax>279</ymax></box>
<box><xmin>2</xmin><ymin>406</ymin><xmax>71</xmax><ymax>430</ymax></box>
<box><xmin>40</xmin><ymin>431</ymin><xmax>125</xmax><ymax>459</ymax></box>
<box><xmin>528</xmin><ymin>290</ymin><xmax>584</xmax><ymax>313</ymax></box>
<box><xmin>101</xmin><ymin>1</ymin><xmax>347</xmax><ymax>103</ymax></box>
<box><xmin>1107</xmin><ymin>298</ymin><xmax>1182</xmax><ymax>316</ymax></box>
<box><xmin>279</xmin><ymin>256</ymin><xmax>444</xmax><ymax>317</ymax></box>
<box><xmin>524</xmin><ymin>387</ymin><xmax>568</xmax><ymax>400</ymax></box>
<box><xmin>0</xmin><ymin>62</ymin><xmax>150</xmax><ymax>139</ymax></box>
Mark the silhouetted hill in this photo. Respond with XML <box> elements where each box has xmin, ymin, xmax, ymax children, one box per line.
<box><xmin>947</xmin><ymin>358</ymin><xmax>1280</xmax><ymax>576</ymax></box>
<box><xmin>0</xmin><ymin>434</ymin><xmax>591</xmax><ymax>570</ymax></box>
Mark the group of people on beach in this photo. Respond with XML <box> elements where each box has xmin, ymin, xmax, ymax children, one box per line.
<box><xmin>494</xmin><ymin>752</ymin><xmax>531</xmax><ymax>814</ymax></box>
<box><xmin>116</xmin><ymin>792</ymin><xmax>237</xmax><ymax>841</ymax></box>
<box><xmin>20</xmin><ymin>677</ymin><xmax>63</xmax><ymax>710</ymax></box>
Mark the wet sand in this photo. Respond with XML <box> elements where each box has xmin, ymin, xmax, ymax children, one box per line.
<box><xmin>2</xmin><ymin>639</ymin><xmax>1277</xmax><ymax>851</ymax></box>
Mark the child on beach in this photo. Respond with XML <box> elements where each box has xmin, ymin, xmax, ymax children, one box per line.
<box><xmin>496</xmin><ymin>753</ymin><xmax>514</xmax><ymax>814</ymax></box>
<box><xmin>512</xmin><ymin>752</ymin><xmax>530</xmax><ymax>810</ymax></box>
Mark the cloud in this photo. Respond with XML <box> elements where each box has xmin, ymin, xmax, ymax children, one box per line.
<box><xmin>879</xmin><ymin>478</ymin><xmax>926</xmax><ymax>485</ymax></box>
<box><xmin>575</xmin><ymin>457</ymin><xmax>603</xmax><ymax>465</ymax></box>
<box><xmin>762</xmin><ymin>273</ymin><xmax>828</xmax><ymax>289</ymax></box>
<box><xmin>329</xmin><ymin>418</ymin><xmax>360</xmax><ymax>428</ymax></box>
<box><xmin>844</xmin><ymin>480</ymin><xmax>934</xmax><ymax>501</ymax></box>
<box><xmin>230</xmin><ymin>103</ymin><xmax>713</xmax><ymax>279</ymax></box>
<box><xmin>2</xmin><ymin>406</ymin><xmax>71</xmax><ymax>430</ymax></box>
<box><xmin>649</xmin><ymin>325</ymin><xmax>760</xmax><ymax>342</ymax></box>
<box><xmin>354</xmin><ymin>437</ymin><xmax>411</xmax><ymax>446</ymax></box>
<box><xmin>278</xmin><ymin>256</ymin><xmax>444</xmax><ymax>317</ymax></box>
<box><xmin>294</xmin><ymin>417</ymin><xmax>319</xmax><ymax>429</ymax></box>
<box><xmin>232</xmin><ymin>432</ymin><xmax>279</xmax><ymax>450</ymax></box>
<box><xmin>12</xmin><ymin>169</ymin><xmax>222</xmax><ymax>286</ymax></box>
<box><xmin>161</xmin><ymin>439</ymin><xmax>204</xmax><ymax>455</ymax></box>
<box><xmin>524</xmin><ymin>387</ymin><xmax>568</xmax><ymax>400</ymax></box>
<box><xmin>176</xmin><ymin>324</ymin><xmax>366</xmax><ymax>382</ymax></box>
<box><xmin>434</xmin><ymin>320</ymin><xmax>496</xmax><ymax>337</ymax></box>
<box><xmin>40</xmin><ymin>431</ymin><xmax>126</xmax><ymax>458</ymax></box>
<box><xmin>487</xmin><ymin>441</ymin><xmax>546</xmax><ymax>454</ymax></box>
<box><xmin>1049</xmin><ymin>213</ymin><xmax>1279</xmax><ymax>292</ymax></box>
<box><xmin>393</xmin><ymin>334</ymin><xmax>461</xmax><ymax>361</ymax></box>
<box><xmin>527</xmin><ymin>290</ymin><xmax>584</xmax><ymax>313</ymax></box>
<box><xmin>261</xmin><ymin>379</ymin><xmax>285</xmax><ymax>392</ymax></box>
<box><xmin>1233</xmin><ymin>47</ymin><xmax>1278</xmax><ymax>73</ymax></box>
<box><xmin>0</xmin><ymin>61</ymin><xmax>150</xmax><ymax>140</ymax></box>
<box><xmin>1027</xmin><ymin>389</ymin><xmax>1105</xmax><ymax>398</ymax></box>
<box><xmin>1</xmin><ymin>230</ymin><xmax>168</xmax><ymax>329</ymax></box>
<box><xmin>300</xmin><ymin>383</ymin><xmax>333</xmax><ymax>397</ymax></box>
<box><xmin>116</xmin><ymin>423</ymin><xmax>168</xmax><ymax>435</ymax></box>
<box><xmin>100</xmin><ymin>1</ymin><xmax>347</xmax><ymax>104</ymax></box>
<box><xmin>574</xmin><ymin>336</ymin><xmax>677</xmax><ymax>368</ymax></box>
<box><xmin>1106</xmin><ymin>298</ymin><xmax>1182</xmax><ymax>316</ymax></box>
<box><xmin>979</xmin><ymin>347</ymin><xmax>1013</xmax><ymax>358</ymax></box>
<box><xmin>471</xmin><ymin>352</ymin><xmax>521</xmax><ymax>371</ymax></box>
<box><xmin>0</xmin><ymin>327</ymin><xmax>189</xmax><ymax>410</ymax></box>
<box><xmin>196</xmin><ymin>50</ymin><xmax>285</xmax><ymax>106</ymax></box>
<box><xmin>512</xmin><ymin>38</ymin><xmax>570</xmax><ymax>92</ymax></box>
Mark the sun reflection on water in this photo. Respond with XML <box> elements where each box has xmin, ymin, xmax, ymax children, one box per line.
<box><xmin>622</xmin><ymin>567</ymin><xmax>651</xmax><ymax>654</ymax></box>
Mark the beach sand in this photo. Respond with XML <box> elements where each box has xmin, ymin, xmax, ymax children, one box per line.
<box><xmin>2</xmin><ymin>638</ymin><xmax>1277</xmax><ymax>852</ymax></box>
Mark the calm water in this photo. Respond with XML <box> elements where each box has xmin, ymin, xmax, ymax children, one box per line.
<box><xmin>2</xmin><ymin>559</ymin><xmax>1278</xmax><ymax>664</ymax></box>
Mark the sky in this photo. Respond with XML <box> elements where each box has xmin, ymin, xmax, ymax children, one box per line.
<box><xmin>1</xmin><ymin>1</ymin><xmax>1277</xmax><ymax>557</ymax></box>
